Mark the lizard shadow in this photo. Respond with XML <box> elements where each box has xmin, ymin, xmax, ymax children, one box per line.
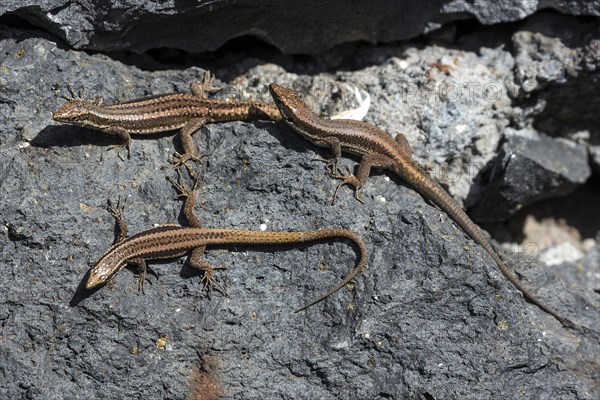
<box><xmin>69</xmin><ymin>270</ymin><xmax>96</xmax><ymax>306</ymax></box>
<box><xmin>33</xmin><ymin>125</ymin><xmax>118</xmax><ymax>149</ymax></box>
<box><xmin>33</xmin><ymin>125</ymin><xmax>184</xmax><ymax>154</ymax></box>
<box><xmin>69</xmin><ymin>260</ymin><xmax>173</xmax><ymax>307</ymax></box>
<box><xmin>176</xmin><ymin>238</ymin><xmax>365</xmax><ymax>305</ymax></box>
<box><xmin>168</xmin><ymin>203</ymin><xmax>365</xmax><ymax>299</ymax></box>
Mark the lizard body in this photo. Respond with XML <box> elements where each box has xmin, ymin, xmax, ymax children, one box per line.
<box><xmin>87</xmin><ymin>171</ymin><xmax>367</xmax><ymax>312</ymax></box>
<box><xmin>53</xmin><ymin>72</ymin><xmax>280</xmax><ymax>164</ymax></box>
<box><xmin>269</xmin><ymin>83</ymin><xmax>573</xmax><ymax>327</ymax></box>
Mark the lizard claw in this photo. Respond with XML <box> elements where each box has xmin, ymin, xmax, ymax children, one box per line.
<box><xmin>312</xmin><ymin>155</ymin><xmax>338</xmax><ymax>175</ymax></box>
<box><xmin>107</xmin><ymin>141</ymin><xmax>131</xmax><ymax>160</ymax></box>
<box><xmin>106</xmin><ymin>197</ymin><xmax>125</xmax><ymax>219</ymax></box>
<box><xmin>330</xmin><ymin>165</ymin><xmax>353</xmax><ymax>179</ymax></box>
<box><xmin>167</xmin><ymin>151</ymin><xmax>209</xmax><ymax>169</ymax></box>
<box><xmin>167</xmin><ymin>166</ymin><xmax>201</xmax><ymax>199</ymax></box>
<box><xmin>190</xmin><ymin>71</ymin><xmax>224</xmax><ymax>98</ymax></box>
<box><xmin>201</xmin><ymin>265</ymin><xmax>228</xmax><ymax>298</ymax></box>
<box><xmin>168</xmin><ymin>152</ymin><xmax>195</xmax><ymax>168</ymax></box>
<box><xmin>136</xmin><ymin>270</ymin><xmax>152</xmax><ymax>294</ymax></box>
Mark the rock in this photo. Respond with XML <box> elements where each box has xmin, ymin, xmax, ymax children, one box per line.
<box><xmin>470</xmin><ymin>129</ymin><xmax>591</xmax><ymax>222</ymax></box>
<box><xmin>0</xmin><ymin>1</ymin><xmax>596</xmax><ymax>54</ymax></box>
<box><xmin>539</xmin><ymin>242</ymin><xmax>585</xmax><ymax>266</ymax></box>
<box><xmin>510</xmin><ymin>15</ymin><xmax>600</xmax><ymax>172</ymax></box>
<box><xmin>551</xmin><ymin>232</ymin><xmax>600</xmax><ymax>293</ymax></box>
<box><xmin>0</xmin><ymin>12</ymin><xmax>598</xmax><ymax>400</ymax></box>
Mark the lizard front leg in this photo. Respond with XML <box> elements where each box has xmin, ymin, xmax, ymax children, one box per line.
<box><xmin>167</xmin><ymin>167</ymin><xmax>203</xmax><ymax>228</ymax></box>
<box><xmin>311</xmin><ymin>136</ymin><xmax>343</xmax><ymax>175</ymax></box>
<box><xmin>190</xmin><ymin>71</ymin><xmax>223</xmax><ymax>99</ymax></box>
<box><xmin>106</xmin><ymin>198</ymin><xmax>152</xmax><ymax>292</ymax></box>
<box><xmin>332</xmin><ymin>153</ymin><xmax>396</xmax><ymax>204</ymax></box>
<box><xmin>105</xmin><ymin>127</ymin><xmax>133</xmax><ymax>160</ymax></box>
<box><xmin>106</xmin><ymin>198</ymin><xmax>128</xmax><ymax>244</ymax></box>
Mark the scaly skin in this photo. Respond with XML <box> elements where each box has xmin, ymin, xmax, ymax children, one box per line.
<box><xmin>53</xmin><ymin>72</ymin><xmax>281</xmax><ymax>164</ymax></box>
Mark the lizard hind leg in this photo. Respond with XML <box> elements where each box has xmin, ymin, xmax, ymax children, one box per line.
<box><xmin>189</xmin><ymin>247</ymin><xmax>228</xmax><ymax>298</ymax></box>
<box><xmin>107</xmin><ymin>197</ymin><xmax>129</xmax><ymax>244</ymax></box>
<box><xmin>167</xmin><ymin>166</ymin><xmax>204</xmax><ymax>228</ymax></box>
<box><xmin>395</xmin><ymin>133</ymin><xmax>412</xmax><ymax>154</ymax></box>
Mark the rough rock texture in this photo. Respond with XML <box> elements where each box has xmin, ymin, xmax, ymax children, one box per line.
<box><xmin>509</xmin><ymin>16</ymin><xmax>600</xmax><ymax>170</ymax></box>
<box><xmin>550</xmin><ymin>232</ymin><xmax>600</xmax><ymax>292</ymax></box>
<box><xmin>0</xmin><ymin>0</ymin><xmax>597</xmax><ymax>54</ymax></box>
<box><xmin>0</xmin><ymin>11</ymin><xmax>599</xmax><ymax>400</ymax></box>
<box><xmin>468</xmin><ymin>13</ymin><xmax>600</xmax><ymax>218</ymax></box>
<box><xmin>471</xmin><ymin>129</ymin><xmax>591</xmax><ymax>222</ymax></box>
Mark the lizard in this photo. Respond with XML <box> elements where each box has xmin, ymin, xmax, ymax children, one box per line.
<box><xmin>86</xmin><ymin>169</ymin><xmax>368</xmax><ymax>312</ymax></box>
<box><xmin>268</xmin><ymin>83</ymin><xmax>574</xmax><ymax>327</ymax></box>
<box><xmin>52</xmin><ymin>71</ymin><xmax>281</xmax><ymax>165</ymax></box>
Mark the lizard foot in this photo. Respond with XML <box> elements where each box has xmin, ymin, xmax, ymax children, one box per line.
<box><xmin>332</xmin><ymin>167</ymin><xmax>364</xmax><ymax>204</ymax></box>
<box><xmin>312</xmin><ymin>155</ymin><xmax>339</xmax><ymax>175</ymax></box>
<box><xmin>167</xmin><ymin>151</ymin><xmax>209</xmax><ymax>169</ymax></box>
<box><xmin>135</xmin><ymin>266</ymin><xmax>155</xmax><ymax>294</ymax></box>
<box><xmin>201</xmin><ymin>265</ymin><xmax>228</xmax><ymax>298</ymax></box>
<box><xmin>106</xmin><ymin>140</ymin><xmax>131</xmax><ymax>161</ymax></box>
<box><xmin>191</xmin><ymin>71</ymin><xmax>224</xmax><ymax>98</ymax></box>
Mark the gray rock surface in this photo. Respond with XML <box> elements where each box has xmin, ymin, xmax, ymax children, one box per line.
<box><xmin>0</xmin><ymin>12</ymin><xmax>599</xmax><ymax>400</ymax></box>
<box><xmin>468</xmin><ymin>15</ymin><xmax>600</xmax><ymax>219</ymax></box>
<box><xmin>471</xmin><ymin>129</ymin><xmax>591</xmax><ymax>222</ymax></box>
<box><xmin>0</xmin><ymin>0</ymin><xmax>597</xmax><ymax>54</ymax></box>
<box><xmin>550</xmin><ymin>232</ymin><xmax>600</xmax><ymax>292</ymax></box>
<box><xmin>509</xmin><ymin>15</ymin><xmax>600</xmax><ymax>170</ymax></box>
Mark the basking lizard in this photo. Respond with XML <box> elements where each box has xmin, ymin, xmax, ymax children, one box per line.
<box><xmin>269</xmin><ymin>83</ymin><xmax>573</xmax><ymax>327</ymax></box>
<box><xmin>86</xmin><ymin>170</ymin><xmax>368</xmax><ymax>312</ymax></box>
<box><xmin>52</xmin><ymin>72</ymin><xmax>281</xmax><ymax>165</ymax></box>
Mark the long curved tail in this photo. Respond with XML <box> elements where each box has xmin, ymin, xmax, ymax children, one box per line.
<box><xmin>395</xmin><ymin>161</ymin><xmax>574</xmax><ymax>327</ymax></box>
<box><xmin>207</xmin><ymin>228</ymin><xmax>368</xmax><ymax>312</ymax></box>
<box><xmin>292</xmin><ymin>229</ymin><xmax>368</xmax><ymax>312</ymax></box>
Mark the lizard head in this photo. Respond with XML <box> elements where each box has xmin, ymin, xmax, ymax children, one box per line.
<box><xmin>85</xmin><ymin>251</ymin><xmax>124</xmax><ymax>290</ymax></box>
<box><xmin>52</xmin><ymin>99</ymin><xmax>101</xmax><ymax>124</ymax></box>
<box><xmin>268</xmin><ymin>83</ymin><xmax>315</xmax><ymax>127</ymax></box>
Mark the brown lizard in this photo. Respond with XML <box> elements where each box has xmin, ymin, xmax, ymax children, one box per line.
<box><xmin>52</xmin><ymin>72</ymin><xmax>281</xmax><ymax>165</ymax></box>
<box><xmin>269</xmin><ymin>83</ymin><xmax>574</xmax><ymax>327</ymax></box>
<box><xmin>86</xmin><ymin>169</ymin><xmax>368</xmax><ymax>312</ymax></box>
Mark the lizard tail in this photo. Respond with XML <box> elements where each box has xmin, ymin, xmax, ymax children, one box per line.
<box><xmin>396</xmin><ymin>161</ymin><xmax>575</xmax><ymax>328</ymax></box>
<box><xmin>294</xmin><ymin>228</ymin><xmax>368</xmax><ymax>312</ymax></box>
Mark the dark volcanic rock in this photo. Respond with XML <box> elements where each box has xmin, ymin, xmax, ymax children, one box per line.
<box><xmin>471</xmin><ymin>129</ymin><xmax>591</xmax><ymax>222</ymax></box>
<box><xmin>0</xmin><ymin>0</ymin><xmax>597</xmax><ymax>54</ymax></box>
<box><xmin>0</xmin><ymin>12</ymin><xmax>599</xmax><ymax>400</ymax></box>
<box><xmin>509</xmin><ymin>17</ymin><xmax>600</xmax><ymax>172</ymax></box>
